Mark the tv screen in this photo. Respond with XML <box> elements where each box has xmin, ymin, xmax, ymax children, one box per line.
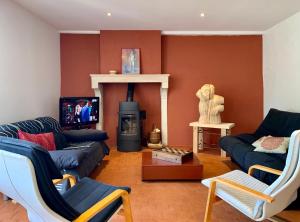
<box><xmin>59</xmin><ymin>97</ymin><xmax>99</xmax><ymax>127</ymax></box>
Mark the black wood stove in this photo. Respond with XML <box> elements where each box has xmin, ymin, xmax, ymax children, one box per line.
<box><xmin>117</xmin><ymin>83</ymin><xmax>145</xmax><ymax>152</ymax></box>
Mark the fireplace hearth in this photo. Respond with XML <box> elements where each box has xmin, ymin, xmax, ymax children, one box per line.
<box><xmin>117</xmin><ymin>83</ymin><xmax>145</xmax><ymax>152</ymax></box>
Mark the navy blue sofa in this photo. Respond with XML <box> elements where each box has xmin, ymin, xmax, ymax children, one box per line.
<box><xmin>220</xmin><ymin>108</ymin><xmax>300</xmax><ymax>185</ymax></box>
<box><xmin>0</xmin><ymin>117</ymin><xmax>109</xmax><ymax>178</ymax></box>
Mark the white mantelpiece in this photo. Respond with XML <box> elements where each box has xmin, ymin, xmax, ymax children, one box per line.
<box><xmin>90</xmin><ymin>74</ymin><xmax>170</xmax><ymax>145</ymax></box>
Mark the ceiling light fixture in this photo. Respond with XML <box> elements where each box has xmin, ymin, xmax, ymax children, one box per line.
<box><xmin>106</xmin><ymin>12</ymin><xmax>112</xmax><ymax>16</ymax></box>
<box><xmin>200</xmin><ymin>12</ymin><xmax>205</xmax><ymax>17</ymax></box>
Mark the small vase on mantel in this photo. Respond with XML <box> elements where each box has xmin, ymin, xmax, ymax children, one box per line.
<box><xmin>109</xmin><ymin>70</ymin><xmax>117</xmax><ymax>74</ymax></box>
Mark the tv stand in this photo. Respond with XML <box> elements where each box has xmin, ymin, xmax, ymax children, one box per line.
<box><xmin>74</xmin><ymin>125</ymin><xmax>91</xmax><ymax>130</ymax></box>
<box><xmin>63</xmin><ymin>124</ymin><xmax>93</xmax><ymax>131</ymax></box>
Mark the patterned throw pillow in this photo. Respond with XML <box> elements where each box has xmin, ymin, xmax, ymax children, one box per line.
<box><xmin>12</xmin><ymin>119</ymin><xmax>44</xmax><ymax>134</ymax></box>
<box><xmin>252</xmin><ymin>136</ymin><xmax>290</xmax><ymax>154</ymax></box>
<box><xmin>0</xmin><ymin>124</ymin><xmax>19</xmax><ymax>138</ymax></box>
<box><xmin>18</xmin><ymin>130</ymin><xmax>56</xmax><ymax>151</ymax></box>
<box><xmin>35</xmin><ymin>117</ymin><xmax>63</xmax><ymax>133</ymax></box>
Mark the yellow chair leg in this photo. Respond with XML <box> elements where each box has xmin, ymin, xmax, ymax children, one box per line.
<box><xmin>121</xmin><ymin>192</ymin><xmax>133</xmax><ymax>222</ymax></box>
<box><xmin>204</xmin><ymin>181</ymin><xmax>216</xmax><ymax>222</ymax></box>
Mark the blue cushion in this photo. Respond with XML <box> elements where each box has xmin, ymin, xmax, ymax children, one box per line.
<box><xmin>255</xmin><ymin>108</ymin><xmax>300</xmax><ymax>137</ymax></box>
<box><xmin>63</xmin><ymin>177</ymin><xmax>131</xmax><ymax>222</ymax></box>
<box><xmin>63</xmin><ymin>141</ymin><xmax>107</xmax><ymax>178</ymax></box>
<box><xmin>49</xmin><ymin>150</ymin><xmax>87</xmax><ymax>170</ymax></box>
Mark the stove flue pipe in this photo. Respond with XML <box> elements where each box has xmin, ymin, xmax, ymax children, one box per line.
<box><xmin>126</xmin><ymin>83</ymin><xmax>135</xmax><ymax>102</ymax></box>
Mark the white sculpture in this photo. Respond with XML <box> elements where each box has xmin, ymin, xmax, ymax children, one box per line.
<box><xmin>196</xmin><ymin>84</ymin><xmax>224</xmax><ymax>124</ymax></box>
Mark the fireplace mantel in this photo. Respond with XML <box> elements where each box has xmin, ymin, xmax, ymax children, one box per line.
<box><xmin>90</xmin><ymin>74</ymin><xmax>170</xmax><ymax>145</ymax></box>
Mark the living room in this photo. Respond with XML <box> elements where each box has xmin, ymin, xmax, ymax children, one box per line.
<box><xmin>0</xmin><ymin>0</ymin><xmax>300</xmax><ymax>221</ymax></box>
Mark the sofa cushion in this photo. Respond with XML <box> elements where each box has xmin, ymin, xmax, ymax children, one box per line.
<box><xmin>18</xmin><ymin>130</ymin><xmax>56</xmax><ymax>151</ymax></box>
<box><xmin>255</xmin><ymin>108</ymin><xmax>300</xmax><ymax>138</ymax></box>
<box><xmin>63</xmin><ymin>129</ymin><xmax>108</xmax><ymax>143</ymax></box>
<box><xmin>63</xmin><ymin>141</ymin><xmax>108</xmax><ymax>178</ymax></box>
<box><xmin>49</xmin><ymin>150</ymin><xmax>87</xmax><ymax>170</ymax></box>
<box><xmin>2</xmin><ymin>117</ymin><xmax>67</xmax><ymax>149</ymax></box>
<box><xmin>52</xmin><ymin>133</ymin><xmax>68</xmax><ymax>150</ymax></box>
<box><xmin>253</xmin><ymin>136</ymin><xmax>290</xmax><ymax>154</ymax></box>
<box><xmin>63</xmin><ymin>177</ymin><xmax>130</xmax><ymax>222</ymax></box>
<box><xmin>219</xmin><ymin>136</ymin><xmax>255</xmax><ymax>171</ymax></box>
<box><xmin>12</xmin><ymin>119</ymin><xmax>44</xmax><ymax>134</ymax></box>
<box><xmin>0</xmin><ymin>124</ymin><xmax>19</xmax><ymax>138</ymax></box>
<box><xmin>36</xmin><ymin>117</ymin><xmax>68</xmax><ymax>149</ymax></box>
<box><xmin>65</xmin><ymin>141</ymin><xmax>110</xmax><ymax>155</ymax></box>
<box><xmin>36</xmin><ymin>117</ymin><xmax>63</xmax><ymax>133</ymax></box>
<box><xmin>235</xmin><ymin>134</ymin><xmax>258</xmax><ymax>144</ymax></box>
<box><xmin>244</xmin><ymin>152</ymin><xmax>285</xmax><ymax>185</ymax></box>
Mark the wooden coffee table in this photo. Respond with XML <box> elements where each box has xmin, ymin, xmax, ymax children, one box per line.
<box><xmin>142</xmin><ymin>152</ymin><xmax>203</xmax><ymax>181</ymax></box>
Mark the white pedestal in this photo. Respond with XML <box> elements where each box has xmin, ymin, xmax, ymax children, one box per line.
<box><xmin>189</xmin><ymin>122</ymin><xmax>235</xmax><ymax>157</ymax></box>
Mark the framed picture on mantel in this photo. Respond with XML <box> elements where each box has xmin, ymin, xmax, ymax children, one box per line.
<box><xmin>121</xmin><ymin>48</ymin><xmax>140</xmax><ymax>74</ymax></box>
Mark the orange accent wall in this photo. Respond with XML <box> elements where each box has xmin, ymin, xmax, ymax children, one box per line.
<box><xmin>61</xmin><ymin>34</ymin><xmax>100</xmax><ymax>96</ymax></box>
<box><xmin>60</xmin><ymin>33</ymin><xmax>263</xmax><ymax>147</ymax></box>
<box><xmin>162</xmin><ymin>35</ymin><xmax>263</xmax><ymax>146</ymax></box>
<box><xmin>99</xmin><ymin>31</ymin><xmax>162</xmax><ymax>145</ymax></box>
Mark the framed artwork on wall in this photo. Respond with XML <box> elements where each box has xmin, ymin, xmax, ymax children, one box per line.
<box><xmin>121</xmin><ymin>48</ymin><xmax>140</xmax><ymax>74</ymax></box>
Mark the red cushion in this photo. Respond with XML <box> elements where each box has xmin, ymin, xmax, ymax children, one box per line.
<box><xmin>18</xmin><ymin>130</ymin><xmax>56</xmax><ymax>151</ymax></box>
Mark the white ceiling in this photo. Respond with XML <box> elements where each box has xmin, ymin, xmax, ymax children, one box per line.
<box><xmin>13</xmin><ymin>0</ymin><xmax>300</xmax><ymax>32</ymax></box>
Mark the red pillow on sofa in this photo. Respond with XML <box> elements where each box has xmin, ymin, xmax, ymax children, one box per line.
<box><xmin>18</xmin><ymin>130</ymin><xmax>56</xmax><ymax>151</ymax></box>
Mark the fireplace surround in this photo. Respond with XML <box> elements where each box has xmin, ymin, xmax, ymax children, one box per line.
<box><xmin>90</xmin><ymin>74</ymin><xmax>170</xmax><ymax>145</ymax></box>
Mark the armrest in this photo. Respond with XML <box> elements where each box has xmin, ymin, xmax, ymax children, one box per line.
<box><xmin>248</xmin><ymin>164</ymin><xmax>282</xmax><ymax>176</ymax></box>
<box><xmin>53</xmin><ymin>174</ymin><xmax>77</xmax><ymax>187</ymax></box>
<box><xmin>73</xmin><ymin>189</ymin><xmax>133</xmax><ymax>222</ymax></box>
<box><xmin>212</xmin><ymin>178</ymin><xmax>274</xmax><ymax>203</ymax></box>
<box><xmin>63</xmin><ymin>129</ymin><xmax>108</xmax><ymax>143</ymax></box>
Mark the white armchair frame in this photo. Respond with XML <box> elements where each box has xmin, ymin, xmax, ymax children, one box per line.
<box><xmin>0</xmin><ymin>150</ymin><xmax>133</xmax><ymax>222</ymax></box>
<box><xmin>202</xmin><ymin>130</ymin><xmax>300</xmax><ymax>222</ymax></box>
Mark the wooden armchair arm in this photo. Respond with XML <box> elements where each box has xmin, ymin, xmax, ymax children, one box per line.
<box><xmin>248</xmin><ymin>164</ymin><xmax>282</xmax><ymax>176</ymax></box>
<box><xmin>53</xmin><ymin>174</ymin><xmax>77</xmax><ymax>187</ymax></box>
<box><xmin>213</xmin><ymin>178</ymin><xmax>274</xmax><ymax>203</ymax></box>
<box><xmin>203</xmin><ymin>177</ymin><xmax>274</xmax><ymax>222</ymax></box>
<box><xmin>74</xmin><ymin>189</ymin><xmax>133</xmax><ymax>222</ymax></box>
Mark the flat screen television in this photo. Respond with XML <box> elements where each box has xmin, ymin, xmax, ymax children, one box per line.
<box><xmin>59</xmin><ymin>97</ymin><xmax>99</xmax><ymax>127</ymax></box>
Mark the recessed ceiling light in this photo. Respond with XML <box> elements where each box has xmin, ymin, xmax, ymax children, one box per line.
<box><xmin>106</xmin><ymin>12</ymin><xmax>112</xmax><ymax>16</ymax></box>
<box><xmin>200</xmin><ymin>12</ymin><xmax>205</xmax><ymax>17</ymax></box>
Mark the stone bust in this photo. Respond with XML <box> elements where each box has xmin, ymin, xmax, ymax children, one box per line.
<box><xmin>196</xmin><ymin>84</ymin><xmax>224</xmax><ymax>124</ymax></box>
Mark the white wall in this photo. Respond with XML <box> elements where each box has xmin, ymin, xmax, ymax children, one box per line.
<box><xmin>263</xmin><ymin>12</ymin><xmax>300</xmax><ymax>115</ymax></box>
<box><xmin>0</xmin><ymin>0</ymin><xmax>60</xmax><ymax>124</ymax></box>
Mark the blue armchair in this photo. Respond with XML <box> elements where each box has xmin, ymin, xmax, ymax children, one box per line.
<box><xmin>0</xmin><ymin>136</ymin><xmax>132</xmax><ymax>222</ymax></box>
